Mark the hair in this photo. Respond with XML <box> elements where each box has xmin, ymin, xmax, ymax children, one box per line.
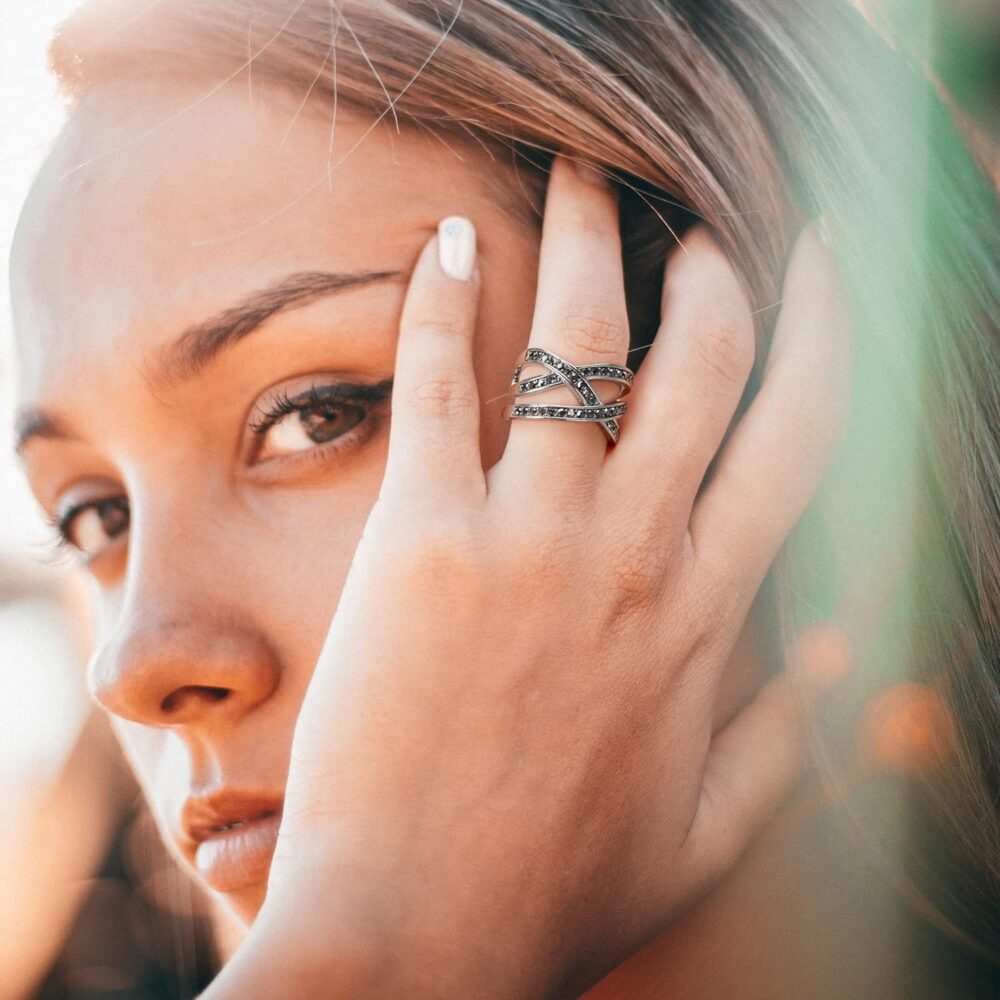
<box><xmin>44</xmin><ymin>0</ymin><xmax>1000</xmax><ymax>970</ymax></box>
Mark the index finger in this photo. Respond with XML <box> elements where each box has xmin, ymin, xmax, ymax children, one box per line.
<box><xmin>381</xmin><ymin>217</ymin><xmax>485</xmax><ymax>508</ymax></box>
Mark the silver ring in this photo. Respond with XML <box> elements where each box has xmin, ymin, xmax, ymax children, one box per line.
<box><xmin>502</xmin><ymin>347</ymin><xmax>634</xmax><ymax>445</ymax></box>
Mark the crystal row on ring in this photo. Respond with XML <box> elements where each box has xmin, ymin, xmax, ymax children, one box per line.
<box><xmin>524</xmin><ymin>350</ymin><xmax>600</xmax><ymax>404</ymax></box>
<box><xmin>510</xmin><ymin>347</ymin><xmax>631</xmax><ymax>443</ymax></box>
<box><xmin>515</xmin><ymin>365</ymin><xmax>633</xmax><ymax>395</ymax></box>
<box><xmin>509</xmin><ymin>403</ymin><xmax>627</xmax><ymax>420</ymax></box>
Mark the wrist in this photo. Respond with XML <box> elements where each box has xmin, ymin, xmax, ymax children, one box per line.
<box><xmin>205</xmin><ymin>868</ymin><xmax>563</xmax><ymax>1000</ymax></box>
<box><xmin>200</xmin><ymin>894</ymin><xmax>387</xmax><ymax>999</ymax></box>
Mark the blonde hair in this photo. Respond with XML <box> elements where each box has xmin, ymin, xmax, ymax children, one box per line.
<box><xmin>47</xmin><ymin>0</ymin><xmax>1000</xmax><ymax>960</ymax></box>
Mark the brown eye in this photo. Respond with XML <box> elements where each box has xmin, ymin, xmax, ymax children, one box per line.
<box><xmin>260</xmin><ymin>399</ymin><xmax>366</xmax><ymax>458</ymax></box>
<box><xmin>247</xmin><ymin>377</ymin><xmax>393</xmax><ymax>468</ymax></box>
<box><xmin>60</xmin><ymin>497</ymin><xmax>130</xmax><ymax>557</ymax></box>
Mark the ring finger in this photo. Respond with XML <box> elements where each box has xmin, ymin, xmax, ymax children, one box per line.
<box><xmin>606</xmin><ymin>223</ymin><xmax>756</xmax><ymax>524</ymax></box>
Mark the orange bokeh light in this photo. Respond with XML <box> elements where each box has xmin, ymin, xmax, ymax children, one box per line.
<box><xmin>860</xmin><ymin>682</ymin><xmax>956</xmax><ymax>774</ymax></box>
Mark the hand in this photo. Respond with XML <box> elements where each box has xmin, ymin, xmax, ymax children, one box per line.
<box><xmin>207</xmin><ymin>155</ymin><xmax>853</xmax><ymax>998</ymax></box>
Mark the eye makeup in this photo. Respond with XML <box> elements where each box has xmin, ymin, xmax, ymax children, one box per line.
<box><xmin>246</xmin><ymin>376</ymin><xmax>394</xmax><ymax>467</ymax></box>
<box><xmin>37</xmin><ymin>375</ymin><xmax>396</xmax><ymax>564</ymax></box>
<box><xmin>45</xmin><ymin>494</ymin><xmax>129</xmax><ymax>563</ymax></box>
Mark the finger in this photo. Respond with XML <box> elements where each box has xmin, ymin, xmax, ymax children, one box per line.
<box><xmin>382</xmin><ymin>216</ymin><xmax>484</xmax><ymax>507</ymax></box>
<box><xmin>689</xmin><ymin>221</ymin><xmax>852</xmax><ymax>592</ymax></box>
<box><xmin>608</xmin><ymin>224</ymin><xmax>755</xmax><ymax>523</ymax></box>
<box><xmin>680</xmin><ymin>621</ymin><xmax>853</xmax><ymax>889</ymax></box>
<box><xmin>494</xmin><ymin>155</ymin><xmax>630</xmax><ymax>497</ymax></box>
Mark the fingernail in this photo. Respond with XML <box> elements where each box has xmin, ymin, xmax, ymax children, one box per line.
<box><xmin>438</xmin><ymin>216</ymin><xmax>477</xmax><ymax>281</ymax></box>
<box><xmin>571</xmin><ymin>158</ymin><xmax>608</xmax><ymax>187</ymax></box>
<box><xmin>816</xmin><ymin>214</ymin><xmax>834</xmax><ymax>249</ymax></box>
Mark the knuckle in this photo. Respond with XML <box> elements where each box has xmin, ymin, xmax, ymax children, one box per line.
<box><xmin>566</xmin><ymin>204</ymin><xmax>617</xmax><ymax>240</ymax></box>
<box><xmin>693</xmin><ymin>312</ymin><xmax>754</xmax><ymax>389</ymax></box>
<box><xmin>606</xmin><ymin>522</ymin><xmax>672</xmax><ymax>623</ymax></box>
<box><xmin>688</xmin><ymin>564</ymin><xmax>731</xmax><ymax>629</ymax></box>
<box><xmin>790</xmin><ymin>393</ymin><xmax>846</xmax><ymax>457</ymax></box>
<box><xmin>405</xmin><ymin>311</ymin><xmax>470</xmax><ymax>341</ymax></box>
<box><xmin>507</xmin><ymin>518</ymin><xmax>579</xmax><ymax>590</ymax></box>
<box><xmin>400</xmin><ymin>517</ymin><xmax>483</xmax><ymax>585</ymax></box>
<box><xmin>684</xmin><ymin>556</ymin><xmax>746</xmax><ymax>654</ymax></box>
<box><xmin>665</xmin><ymin>226</ymin><xmax>730</xmax><ymax>292</ymax></box>
<box><xmin>558</xmin><ymin>306</ymin><xmax>628</xmax><ymax>358</ymax></box>
<box><xmin>406</xmin><ymin>311</ymin><xmax>469</xmax><ymax>341</ymax></box>
<box><xmin>407</xmin><ymin>371</ymin><xmax>477</xmax><ymax>419</ymax></box>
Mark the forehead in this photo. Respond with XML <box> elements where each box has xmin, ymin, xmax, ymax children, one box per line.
<box><xmin>10</xmin><ymin>72</ymin><xmax>527</xmax><ymax>396</ymax></box>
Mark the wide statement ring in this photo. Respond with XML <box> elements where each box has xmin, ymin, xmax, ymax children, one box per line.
<box><xmin>502</xmin><ymin>347</ymin><xmax>635</xmax><ymax>445</ymax></box>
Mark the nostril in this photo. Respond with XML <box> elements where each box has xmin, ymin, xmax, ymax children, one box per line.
<box><xmin>160</xmin><ymin>685</ymin><xmax>231</xmax><ymax>714</ymax></box>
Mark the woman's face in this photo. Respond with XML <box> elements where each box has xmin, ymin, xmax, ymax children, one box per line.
<box><xmin>13</xmin><ymin>70</ymin><xmax>767</xmax><ymax>928</ymax></box>
<box><xmin>11</xmin><ymin>73</ymin><xmax>541</xmax><ymax>923</ymax></box>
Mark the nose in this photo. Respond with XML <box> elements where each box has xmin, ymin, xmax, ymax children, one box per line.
<box><xmin>85</xmin><ymin>473</ymin><xmax>287</xmax><ymax>729</ymax></box>
<box><xmin>90</xmin><ymin>613</ymin><xmax>281</xmax><ymax>728</ymax></box>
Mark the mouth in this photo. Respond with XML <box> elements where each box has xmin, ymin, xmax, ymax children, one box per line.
<box><xmin>181</xmin><ymin>789</ymin><xmax>284</xmax><ymax>894</ymax></box>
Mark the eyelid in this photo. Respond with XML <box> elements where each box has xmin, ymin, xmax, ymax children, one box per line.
<box><xmin>40</xmin><ymin>376</ymin><xmax>395</xmax><ymax>554</ymax></box>
<box><xmin>249</xmin><ymin>380</ymin><xmax>389</xmax><ymax>435</ymax></box>
<box><xmin>52</xmin><ymin>488</ymin><xmax>122</xmax><ymax>535</ymax></box>
<box><xmin>45</xmin><ymin>493</ymin><xmax>129</xmax><ymax>562</ymax></box>
<box><xmin>244</xmin><ymin>374</ymin><xmax>394</xmax><ymax>469</ymax></box>
<box><xmin>44</xmin><ymin>504</ymin><xmax>79</xmax><ymax>549</ymax></box>
<box><xmin>54</xmin><ymin>497</ymin><xmax>89</xmax><ymax>530</ymax></box>
<box><xmin>249</xmin><ymin>376</ymin><xmax>393</xmax><ymax>426</ymax></box>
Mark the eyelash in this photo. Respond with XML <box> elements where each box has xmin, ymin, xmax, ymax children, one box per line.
<box><xmin>248</xmin><ymin>379</ymin><xmax>393</xmax><ymax>463</ymax></box>
<box><xmin>42</xmin><ymin>378</ymin><xmax>394</xmax><ymax>560</ymax></box>
<box><xmin>43</xmin><ymin>498</ymin><xmax>124</xmax><ymax>564</ymax></box>
<box><xmin>41</xmin><ymin>516</ymin><xmax>79</xmax><ymax>564</ymax></box>
<box><xmin>248</xmin><ymin>380</ymin><xmax>391</xmax><ymax>435</ymax></box>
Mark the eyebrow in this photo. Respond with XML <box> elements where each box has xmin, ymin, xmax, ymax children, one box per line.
<box><xmin>153</xmin><ymin>268</ymin><xmax>404</xmax><ymax>386</ymax></box>
<box><xmin>14</xmin><ymin>268</ymin><xmax>403</xmax><ymax>457</ymax></box>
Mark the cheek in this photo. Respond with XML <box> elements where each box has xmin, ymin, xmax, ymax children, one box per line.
<box><xmin>245</xmin><ymin>464</ymin><xmax>387</xmax><ymax>663</ymax></box>
<box><xmin>111</xmin><ymin>717</ymin><xmax>190</xmax><ymax>815</ymax></box>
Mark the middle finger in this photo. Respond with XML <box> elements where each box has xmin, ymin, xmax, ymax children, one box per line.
<box><xmin>492</xmin><ymin>154</ymin><xmax>631</xmax><ymax>499</ymax></box>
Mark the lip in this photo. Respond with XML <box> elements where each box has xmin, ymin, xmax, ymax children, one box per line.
<box><xmin>180</xmin><ymin>789</ymin><xmax>284</xmax><ymax>893</ymax></box>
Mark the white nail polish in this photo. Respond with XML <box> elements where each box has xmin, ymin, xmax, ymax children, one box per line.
<box><xmin>438</xmin><ymin>216</ymin><xmax>477</xmax><ymax>281</ymax></box>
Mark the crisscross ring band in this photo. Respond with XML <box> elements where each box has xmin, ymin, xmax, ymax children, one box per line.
<box><xmin>502</xmin><ymin>347</ymin><xmax>635</xmax><ymax>444</ymax></box>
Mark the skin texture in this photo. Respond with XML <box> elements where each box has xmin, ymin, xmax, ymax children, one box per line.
<box><xmin>14</xmin><ymin>74</ymin><xmax>548</xmax><ymax>923</ymax></box>
<box><xmin>13</xmin><ymin>72</ymin><xmax>851</xmax><ymax>994</ymax></box>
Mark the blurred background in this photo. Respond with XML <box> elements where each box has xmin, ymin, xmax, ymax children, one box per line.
<box><xmin>0</xmin><ymin>1</ymin><xmax>997</xmax><ymax>997</ymax></box>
